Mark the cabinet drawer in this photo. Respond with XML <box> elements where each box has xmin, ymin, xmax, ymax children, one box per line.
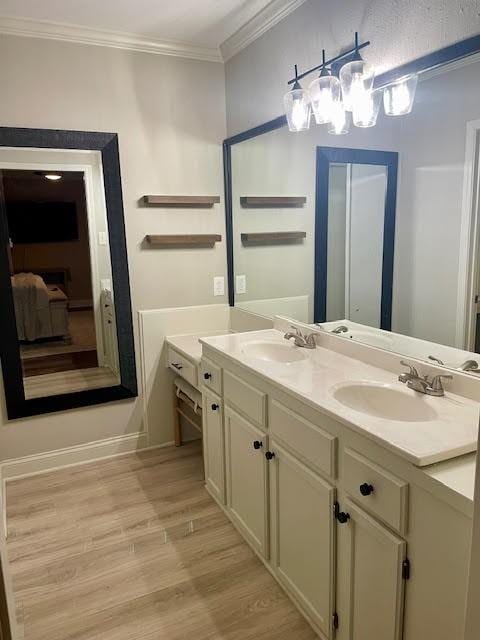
<box><xmin>168</xmin><ymin>348</ymin><xmax>197</xmax><ymax>387</ymax></box>
<box><xmin>270</xmin><ymin>400</ymin><xmax>337</xmax><ymax>479</ymax></box>
<box><xmin>200</xmin><ymin>358</ymin><xmax>222</xmax><ymax>395</ymax></box>
<box><xmin>343</xmin><ymin>448</ymin><xmax>408</xmax><ymax>534</ymax></box>
<box><xmin>224</xmin><ymin>370</ymin><xmax>266</xmax><ymax>428</ymax></box>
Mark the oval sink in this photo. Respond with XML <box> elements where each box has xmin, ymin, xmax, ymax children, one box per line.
<box><xmin>242</xmin><ymin>341</ymin><xmax>308</xmax><ymax>363</ymax></box>
<box><xmin>332</xmin><ymin>382</ymin><xmax>438</xmax><ymax>422</ymax></box>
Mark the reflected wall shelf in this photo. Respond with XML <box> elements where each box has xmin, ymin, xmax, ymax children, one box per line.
<box><xmin>241</xmin><ymin>232</ymin><xmax>306</xmax><ymax>245</ymax></box>
<box><xmin>143</xmin><ymin>195</ymin><xmax>220</xmax><ymax>207</ymax></box>
<box><xmin>146</xmin><ymin>234</ymin><xmax>221</xmax><ymax>247</ymax></box>
<box><xmin>240</xmin><ymin>196</ymin><xmax>306</xmax><ymax>208</ymax></box>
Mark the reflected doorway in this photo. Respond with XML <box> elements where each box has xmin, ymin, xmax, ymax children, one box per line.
<box><xmin>2</xmin><ymin>168</ymin><xmax>120</xmax><ymax>399</ymax></box>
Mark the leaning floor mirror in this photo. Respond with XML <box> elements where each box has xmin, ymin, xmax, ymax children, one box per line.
<box><xmin>0</xmin><ymin>128</ymin><xmax>136</xmax><ymax>419</ymax></box>
<box><xmin>224</xmin><ymin>37</ymin><xmax>480</xmax><ymax>376</ymax></box>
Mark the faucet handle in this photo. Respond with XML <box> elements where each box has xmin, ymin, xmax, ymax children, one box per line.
<box><xmin>290</xmin><ymin>325</ymin><xmax>302</xmax><ymax>336</ymax></box>
<box><xmin>400</xmin><ymin>360</ymin><xmax>419</xmax><ymax>378</ymax></box>
<box><xmin>430</xmin><ymin>374</ymin><xmax>453</xmax><ymax>392</ymax></box>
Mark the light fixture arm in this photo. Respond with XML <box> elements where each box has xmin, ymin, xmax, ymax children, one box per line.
<box><xmin>287</xmin><ymin>32</ymin><xmax>370</xmax><ymax>86</ymax></box>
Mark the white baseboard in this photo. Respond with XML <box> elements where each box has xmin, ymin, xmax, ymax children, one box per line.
<box><xmin>1</xmin><ymin>431</ymin><xmax>156</xmax><ymax>482</ymax></box>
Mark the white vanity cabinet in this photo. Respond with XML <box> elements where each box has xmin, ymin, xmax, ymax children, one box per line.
<box><xmin>200</xmin><ymin>350</ymin><xmax>471</xmax><ymax>640</ymax></box>
<box><xmin>224</xmin><ymin>406</ymin><xmax>269</xmax><ymax>558</ymax></box>
<box><xmin>202</xmin><ymin>390</ymin><xmax>225</xmax><ymax>504</ymax></box>
<box><xmin>269</xmin><ymin>439</ymin><xmax>336</xmax><ymax>637</ymax></box>
<box><xmin>335</xmin><ymin>498</ymin><xmax>407</xmax><ymax>640</ymax></box>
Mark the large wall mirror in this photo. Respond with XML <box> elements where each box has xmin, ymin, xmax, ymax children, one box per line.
<box><xmin>0</xmin><ymin>129</ymin><xmax>137</xmax><ymax>419</ymax></box>
<box><xmin>225</xmin><ymin>36</ymin><xmax>480</xmax><ymax>375</ymax></box>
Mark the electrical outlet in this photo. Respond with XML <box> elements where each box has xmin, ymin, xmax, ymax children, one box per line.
<box><xmin>213</xmin><ymin>276</ymin><xmax>225</xmax><ymax>297</ymax></box>
<box><xmin>236</xmin><ymin>274</ymin><xmax>246</xmax><ymax>294</ymax></box>
<box><xmin>98</xmin><ymin>231</ymin><xmax>107</xmax><ymax>246</ymax></box>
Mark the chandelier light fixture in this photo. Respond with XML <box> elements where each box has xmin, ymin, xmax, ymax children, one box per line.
<box><xmin>284</xmin><ymin>65</ymin><xmax>311</xmax><ymax>132</ymax></box>
<box><xmin>309</xmin><ymin>50</ymin><xmax>342</xmax><ymax>125</ymax></box>
<box><xmin>283</xmin><ymin>32</ymin><xmax>418</xmax><ymax>134</ymax></box>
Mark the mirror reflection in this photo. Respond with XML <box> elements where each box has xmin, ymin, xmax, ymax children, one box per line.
<box><xmin>230</xmin><ymin>56</ymin><xmax>480</xmax><ymax>374</ymax></box>
<box><xmin>3</xmin><ymin>165</ymin><xmax>120</xmax><ymax>399</ymax></box>
<box><xmin>326</xmin><ymin>163</ymin><xmax>387</xmax><ymax>328</ymax></box>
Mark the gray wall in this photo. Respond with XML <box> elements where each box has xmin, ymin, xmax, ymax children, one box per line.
<box><xmin>0</xmin><ymin>35</ymin><xmax>226</xmax><ymax>460</ymax></box>
<box><xmin>225</xmin><ymin>0</ymin><xmax>480</xmax><ymax>135</ymax></box>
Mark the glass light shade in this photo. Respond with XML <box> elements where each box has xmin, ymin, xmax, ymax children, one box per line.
<box><xmin>339</xmin><ymin>60</ymin><xmax>375</xmax><ymax>111</ymax></box>
<box><xmin>284</xmin><ymin>88</ymin><xmax>311</xmax><ymax>132</ymax></box>
<box><xmin>309</xmin><ymin>75</ymin><xmax>342</xmax><ymax>125</ymax></box>
<box><xmin>352</xmin><ymin>88</ymin><xmax>383</xmax><ymax>128</ymax></box>
<box><xmin>328</xmin><ymin>101</ymin><xmax>350</xmax><ymax>135</ymax></box>
<box><xmin>383</xmin><ymin>74</ymin><xmax>418</xmax><ymax>116</ymax></box>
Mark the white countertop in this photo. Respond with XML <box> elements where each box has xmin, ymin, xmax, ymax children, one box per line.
<box><xmin>200</xmin><ymin>329</ymin><xmax>480</xmax><ymax>469</ymax></box>
<box><xmin>166</xmin><ymin>330</ymin><xmax>231</xmax><ymax>364</ymax></box>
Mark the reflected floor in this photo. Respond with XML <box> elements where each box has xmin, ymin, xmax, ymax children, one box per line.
<box><xmin>23</xmin><ymin>366</ymin><xmax>119</xmax><ymax>399</ymax></box>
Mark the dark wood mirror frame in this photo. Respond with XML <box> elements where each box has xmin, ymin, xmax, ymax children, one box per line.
<box><xmin>0</xmin><ymin>127</ymin><xmax>137</xmax><ymax>419</ymax></box>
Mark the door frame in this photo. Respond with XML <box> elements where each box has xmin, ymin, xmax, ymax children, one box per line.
<box><xmin>314</xmin><ymin>146</ymin><xmax>399</xmax><ymax>329</ymax></box>
<box><xmin>456</xmin><ymin>119</ymin><xmax>480</xmax><ymax>351</ymax></box>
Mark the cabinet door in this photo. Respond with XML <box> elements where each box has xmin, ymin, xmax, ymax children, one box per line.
<box><xmin>336</xmin><ymin>498</ymin><xmax>406</xmax><ymax>640</ymax></box>
<box><xmin>203</xmin><ymin>391</ymin><xmax>225</xmax><ymax>504</ymax></box>
<box><xmin>270</xmin><ymin>440</ymin><xmax>336</xmax><ymax>638</ymax></box>
<box><xmin>225</xmin><ymin>406</ymin><xmax>268</xmax><ymax>558</ymax></box>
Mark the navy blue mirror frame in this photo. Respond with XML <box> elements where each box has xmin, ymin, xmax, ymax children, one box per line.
<box><xmin>315</xmin><ymin>147</ymin><xmax>398</xmax><ymax>328</ymax></box>
<box><xmin>0</xmin><ymin>127</ymin><xmax>137</xmax><ymax>419</ymax></box>
<box><xmin>222</xmin><ymin>34</ymin><xmax>480</xmax><ymax>308</ymax></box>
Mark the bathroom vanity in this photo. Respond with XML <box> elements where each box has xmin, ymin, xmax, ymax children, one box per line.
<box><xmin>199</xmin><ymin>323</ymin><xmax>477</xmax><ymax>640</ymax></box>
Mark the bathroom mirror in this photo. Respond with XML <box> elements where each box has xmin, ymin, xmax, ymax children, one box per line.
<box><xmin>0</xmin><ymin>128</ymin><xmax>137</xmax><ymax>419</ymax></box>
<box><xmin>225</xmin><ymin>40</ymin><xmax>480</xmax><ymax>374</ymax></box>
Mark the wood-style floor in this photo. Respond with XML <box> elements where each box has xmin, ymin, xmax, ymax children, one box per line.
<box><xmin>5</xmin><ymin>442</ymin><xmax>317</xmax><ymax>640</ymax></box>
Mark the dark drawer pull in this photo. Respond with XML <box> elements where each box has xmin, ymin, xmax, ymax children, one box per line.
<box><xmin>336</xmin><ymin>511</ymin><xmax>350</xmax><ymax>524</ymax></box>
<box><xmin>172</xmin><ymin>362</ymin><xmax>183</xmax><ymax>370</ymax></box>
<box><xmin>203</xmin><ymin>372</ymin><xmax>212</xmax><ymax>380</ymax></box>
<box><xmin>253</xmin><ymin>440</ymin><xmax>263</xmax><ymax>450</ymax></box>
<box><xmin>211</xmin><ymin>403</ymin><xmax>219</xmax><ymax>411</ymax></box>
<box><xmin>359</xmin><ymin>483</ymin><xmax>374</xmax><ymax>497</ymax></box>
<box><xmin>265</xmin><ymin>451</ymin><xmax>275</xmax><ymax>461</ymax></box>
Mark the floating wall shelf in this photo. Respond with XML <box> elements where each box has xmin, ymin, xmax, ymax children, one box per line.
<box><xmin>146</xmin><ymin>234</ymin><xmax>222</xmax><ymax>247</ymax></box>
<box><xmin>241</xmin><ymin>232</ymin><xmax>306</xmax><ymax>245</ymax></box>
<box><xmin>143</xmin><ymin>195</ymin><xmax>220</xmax><ymax>207</ymax></box>
<box><xmin>240</xmin><ymin>196</ymin><xmax>306</xmax><ymax>208</ymax></box>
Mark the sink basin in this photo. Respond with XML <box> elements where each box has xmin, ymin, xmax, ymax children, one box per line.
<box><xmin>332</xmin><ymin>382</ymin><xmax>439</xmax><ymax>422</ymax></box>
<box><xmin>242</xmin><ymin>341</ymin><xmax>308</xmax><ymax>363</ymax></box>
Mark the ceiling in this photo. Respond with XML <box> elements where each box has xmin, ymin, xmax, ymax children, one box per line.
<box><xmin>0</xmin><ymin>0</ymin><xmax>306</xmax><ymax>60</ymax></box>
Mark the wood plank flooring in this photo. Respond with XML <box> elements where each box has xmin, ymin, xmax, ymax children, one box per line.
<box><xmin>5</xmin><ymin>442</ymin><xmax>317</xmax><ymax>639</ymax></box>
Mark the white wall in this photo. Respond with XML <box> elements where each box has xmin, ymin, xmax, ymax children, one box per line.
<box><xmin>0</xmin><ymin>34</ymin><xmax>226</xmax><ymax>462</ymax></box>
<box><xmin>225</xmin><ymin>0</ymin><xmax>480</xmax><ymax>135</ymax></box>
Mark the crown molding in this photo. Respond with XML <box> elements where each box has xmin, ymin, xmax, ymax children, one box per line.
<box><xmin>220</xmin><ymin>0</ymin><xmax>307</xmax><ymax>61</ymax></box>
<box><xmin>0</xmin><ymin>16</ymin><xmax>223</xmax><ymax>63</ymax></box>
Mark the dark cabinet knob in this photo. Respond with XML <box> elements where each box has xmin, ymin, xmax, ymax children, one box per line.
<box><xmin>211</xmin><ymin>403</ymin><xmax>219</xmax><ymax>411</ymax></box>
<box><xmin>253</xmin><ymin>441</ymin><xmax>263</xmax><ymax>450</ymax></box>
<box><xmin>172</xmin><ymin>362</ymin><xmax>183</xmax><ymax>370</ymax></box>
<box><xmin>336</xmin><ymin>511</ymin><xmax>350</xmax><ymax>524</ymax></box>
<box><xmin>359</xmin><ymin>483</ymin><xmax>374</xmax><ymax>496</ymax></box>
<box><xmin>265</xmin><ymin>451</ymin><xmax>275</xmax><ymax>461</ymax></box>
<box><xmin>203</xmin><ymin>372</ymin><xmax>212</xmax><ymax>380</ymax></box>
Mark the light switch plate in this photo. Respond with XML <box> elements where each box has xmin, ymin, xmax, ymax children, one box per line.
<box><xmin>236</xmin><ymin>274</ymin><xmax>246</xmax><ymax>294</ymax></box>
<box><xmin>98</xmin><ymin>231</ymin><xmax>108</xmax><ymax>246</ymax></box>
<box><xmin>213</xmin><ymin>276</ymin><xmax>225</xmax><ymax>297</ymax></box>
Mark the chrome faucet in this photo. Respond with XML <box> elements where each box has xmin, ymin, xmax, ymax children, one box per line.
<box><xmin>284</xmin><ymin>327</ymin><xmax>317</xmax><ymax>349</ymax></box>
<box><xmin>458</xmin><ymin>359</ymin><xmax>480</xmax><ymax>372</ymax></box>
<box><xmin>399</xmin><ymin>361</ymin><xmax>452</xmax><ymax>397</ymax></box>
<box><xmin>331</xmin><ymin>325</ymin><xmax>349</xmax><ymax>335</ymax></box>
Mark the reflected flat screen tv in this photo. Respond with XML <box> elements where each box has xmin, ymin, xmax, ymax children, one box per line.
<box><xmin>5</xmin><ymin>201</ymin><xmax>79</xmax><ymax>244</ymax></box>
